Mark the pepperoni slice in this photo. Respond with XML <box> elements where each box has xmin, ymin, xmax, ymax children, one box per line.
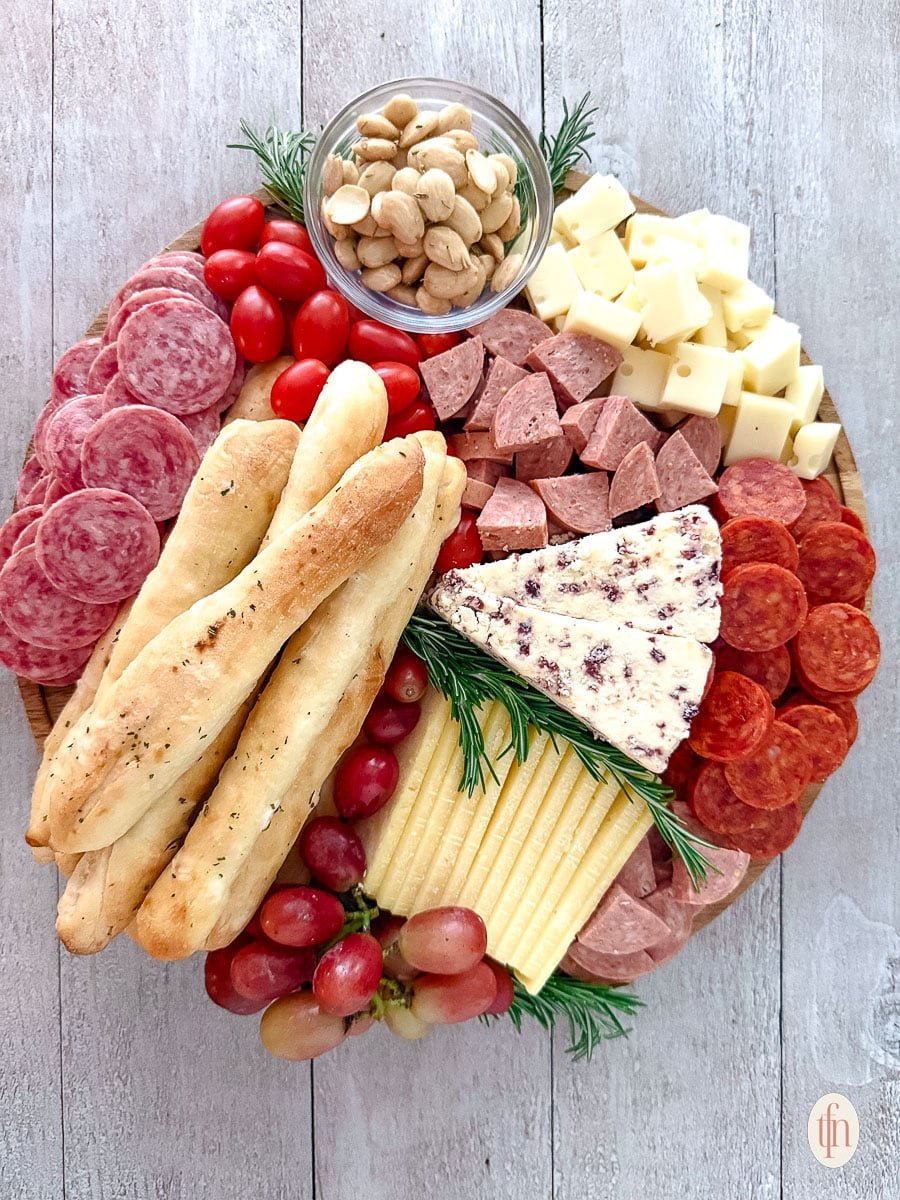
<box><xmin>0</xmin><ymin>545</ymin><xmax>119</xmax><ymax>650</ymax></box>
<box><xmin>820</xmin><ymin>697</ymin><xmax>859</xmax><ymax>747</ymax></box>
<box><xmin>0</xmin><ymin>611</ymin><xmax>93</xmax><ymax>685</ymax></box>
<box><xmin>688</xmin><ymin>761</ymin><xmax>766</xmax><ymax>833</ymax></box>
<box><xmin>723</xmin><ymin>720</ymin><xmax>813</xmax><ymax>808</ymax></box>
<box><xmin>776</xmin><ymin>703</ymin><xmax>850</xmax><ymax>780</ymax></box>
<box><xmin>720</xmin><ymin>516</ymin><xmax>799</xmax><ymax>577</ymax></box>
<box><xmin>51</xmin><ymin>339</ymin><xmax>101</xmax><ymax>402</ymax></box>
<box><xmin>714</xmin><ymin>643</ymin><xmax>792</xmax><ymax>701</ymax></box>
<box><xmin>720</xmin><ymin>562</ymin><xmax>808</xmax><ymax>651</ymax></box>
<box><xmin>789</xmin><ymin>476</ymin><xmax>842</xmax><ymax>539</ymax></box>
<box><xmin>722</xmin><ymin>802</ymin><xmax>803</xmax><ymax>858</ymax></box>
<box><xmin>795</xmin><ymin>522</ymin><xmax>876</xmax><ymax>603</ymax></box>
<box><xmin>794</xmin><ymin>603</ymin><xmax>880</xmax><ymax>695</ymax></box>
<box><xmin>662</xmin><ymin>739</ymin><xmax>700</xmax><ymax>799</ymax></box>
<box><xmin>715</xmin><ymin>459</ymin><xmax>805</xmax><ymax>525</ymax></box>
<box><xmin>688</xmin><ymin>671</ymin><xmax>774</xmax><ymax>762</ymax></box>
<box><xmin>840</xmin><ymin>505</ymin><xmax>865</xmax><ymax>533</ymax></box>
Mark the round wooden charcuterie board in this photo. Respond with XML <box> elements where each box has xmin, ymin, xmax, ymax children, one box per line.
<box><xmin>16</xmin><ymin>178</ymin><xmax>870</xmax><ymax>938</ymax></box>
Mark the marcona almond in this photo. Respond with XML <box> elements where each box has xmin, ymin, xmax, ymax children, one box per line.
<box><xmin>415</xmin><ymin>286</ymin><xmax>452</xmax><ymax>315</ymax></box>
<box><xmin>334</xmin><ymin>239</ymin><xmax>360</xmax><ymax>270</ymax></box>
<box><xmin>383</xmin><ymin>93</ymin><xmax>418</xmax><ymax>129</ymax></box>
<box><xmin>437</xmin><ymin>102</ymin><xmax>472</xmax><ymax>132</ymax></box>
<box><xmin>488</xmin><ymin>155</ymin><xmax>510</xmax><ymax>193</ymax></box>
<box><xmin>458</xmin><ymin>180</ymin><xmax>491</xmax><ymax>212</ymax></box>
<box><xmin>491</xmin><ymin>252</ymin><xmax>523</xmax><ymax>293</ymax></box>
<box><xmin>356</xmin><ymin>112</ymin><xmax>400</xmax><ymax>140</ymax></box>
<box><xmin>409</xmin><ymin>141</ymin><xmax>467</xmax><ymax>187</ymax></box>
<box><xmin>391</xmin><ymin>167</ymin><xmax>421</xmax><ymax>196</ymax></box>
<box><xmin>424</xmin><ymin>260</ymin><xmax>480</xmax><ymax>299</ymax></box>
<box><xmin>329</xmin><ymin>184</ymin><xmax>370</xmax><ymax>225</ymax></box>
<box><xmin>355</xmin><ymin>137</ymin><xmax>397</xmax><ymax>162</ymax></box>
<box><xmin>394</xmin><ymin>236</ymin><xmax>424</xmax><ymax>257</ymax></box>
<box><xmin>497</xmin><ymin>195</ymin><xmax>521</xmax><ymax>242</ymax></box>
<box><xmin>357</xmin><ymin>235</ymin><xmax>399</xmax><ymax>268</ymax></box>
<box><xmin>415</xmin><ymin>168</ymin><xmax>456</xmax><ymax>222</ymax></box>
<box><xmin>323</xmin><ymin>154</ymin><xmax>344</xmax><ymax>197</ymax></box>
<box><xmin>480</xmin><ymin>190</ymin><xmax>514</xmax><ymax>234</ymax></box>
<box><xmin>352</xmin><ymin>213</ymin><xmax>380</xmax><ymax>237</ymax></box>
<box><xmin>465</xmin><ymin>149</ymin><xmax>498</xmax><ymax>195</ymax></box>
<box><xmin>492</xmin><ymin>152</ymin><xmax>518</xmax><ymax>187</ymax></box>
<box><xmin>456</xmin><ymin>257</ymin><xmax>487</xmax><ymax>306</ymax></box>
<box><xmin>341</xmin><ymin>160</ymin><xmax>360</xmax><ymax>185</ymax></box>
<box><xmin>393</xmin><ymin>148</ymin><xmax>409</xmax><ymax>169</ymax></box>
<box><xmin>321</xmin><ymin>198</ymin><xmax>353</xmax><ymax>240</ymax></box>
<box><xmin>357</xmin><ymin>160</ymin><xmax>397</xmax><ymax>196</ymax></box>
<box><xmin>478</xmin><ymin>252</ymin><xmax>496</xmax><ymax>281</ymax></box>
<box><xmin>361</xmin><ymin>263</ymin><xmax>402</xmax><ymax>292</ymax></box>
<box><xmin>386</xmin><ymin>283</ymin><xmax>418</xmax><ymax>306</ymax></box>
<box><xmin>424</xmin><ymin>226</ymin><xmax>472</xmax><ymax>271</ymax></box>
<box><xmin>480</xmin><ymin>232</ymin><xmax>504</xmax><ymax>262</ymax></box>
<box><xmin>442</xmin><ymin>128</ymin><xmax>479</xmax><ymax>154</ymax></box>
<box><xmin>401</xmin><ymin>254</ymin><xmax>429</xmax><ymax>284</ymax></box>
<box><xmin>399</xmin><ymin>110</ymin><xmax>439</xmax><ymax>148</ymax></box>
<box><xmin>372</xmin><ymin>191</ymin><xmax>424</xmax><ymax>242</ymax></box>
<box><xmin>444</xmin><ymin>195</ymin><xmax>483</xmax><ymax>244</ymax></box>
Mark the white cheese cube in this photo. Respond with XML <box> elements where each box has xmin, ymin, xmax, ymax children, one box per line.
<box><xmin>692</xmin><ymin>284</ymin><xmax>728</xmax><ymax>347</ymax></box>
<box><xmin>645</xmin><ymin>236</ymin><xmax>705</xmax><ymax>273</ymax></box>
<box><xmin>610</xmin><ymin>344</ymin><xmax>672</xmax><ymax>411</ymax></box>
<box><xmin>635</xmin><ymin>263</ymin><xmax>712</xmax><ymax>345</ymax></box>
<box><xmin>550</xmin><ymin>314</ymin><xmax>567</xmax><ymax>332</ymax></box>
<box><xmin>661</xmin><ymin>343</ymin><xmax>731</xmax><ymax>417</ymax></box>
<box><xmin>656</xmin><ymin>408</ymin><xmax>685</xmax><ymax>428</ymax></box>
<box><xmin>741</xmin><ymin>315</ymin><xmax>802</xmax><ymax>394</ymax></box>
<box><xmin>525</xmin><ymin>242</ymin><xmax>583</xmax><ymax>321</ymax></box>
<box><xmin>723</xmin><ymin>352</ymin><xmax>744</xmax><ymax>406</ymax></box>
<box><xmin>676</xmin><ymin>208</ymin><xmax>712</xmax><ymax>230</ymax></box>
<box><xmin>722</xmin><ymin>279</ymin><xmax>774</xmax><ymax>332</ymax></box>
<box><xmin>730</xmin><ymin>324</ymin><xmax>767</xmax><ymax>349</ymax></box>
<box><xmin>564</xmin><ymin>292</ymin><xmax>641</xmax><ymax>349</ymax></box>
<box><xmin>566</xmin><ymin>231</ymin><xmax>635</xmax><ymax>299</ymax></box>
<box><xmin>550</xmin><ymin>209</ymin><xmax>577</xmax><ymax>248</ymax></box>
<box><xmin>692</xmin><ymin>214</ymin><xmax>751</xmax><ymax>291</ymax></box>
<box><xmin>784</xmin><ymin>364</ymin><xmax>825</xmax><ymax>432</ymax></box>
<box><xmin>615</xmin><ymin>283</ymin><xmax>645</xmax><ymax>314</ymax></box>
<box><xmin>724</xmin><ymin>392</ymin><xmax>795</xmax><ymax>465</ymax></box>
<box><xmin>554</xmin><ymin>174</ymin><xmax>636</xmax><ymax>244</ymax></box>
<box><xmin>790</xmin><ymin>422</ymin><xmax>841</xmax><ymax>479</ymax></box>
<box><xmin>624</xmin><ymin>214</ymin><xmax>701</xmax><ymax>268</ymax></box>
<box><xmin>718</xmin><ymin>403</ymin><xmax>738</xmax><ymax>444</ymax></box>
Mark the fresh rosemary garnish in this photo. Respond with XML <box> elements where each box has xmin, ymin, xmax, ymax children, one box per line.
<box><xmin>539</xmin><ymin>92</ymin><xmax>599</xmax><ymax>193</ymax></box>
<box><xmin>402</xmin><ymin>610</ymin><xmax>716</xmax><ymax>889</ymax></box>
<box><xmin>228</xmin><ymin>120</ymin><xmax>317</xmax><ymax>222</ymax></box>
<box><xmin>485</xmin><ymin>972</ymin><xmax>643</xmax><ymax>1062</ymax></box>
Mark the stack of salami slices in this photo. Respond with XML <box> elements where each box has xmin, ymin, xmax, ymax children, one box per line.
<box><xmin>2</xmin><ymin>251</ymin><xmax>244</xmax><ymax>685</ymax></box>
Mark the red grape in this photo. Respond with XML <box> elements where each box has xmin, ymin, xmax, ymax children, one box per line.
<box><xmin>484</xmin><ymin>960</ymin><xmax>515</xmax><ymax>1014</ymax></box>
<box><xmin>313</xmin><ymin>932</ymin><xmax>383</xmax><ymax>1017</ymax></box>
<box><xmin>372</xmin><ymin>914</ymin><xmax>418</xmax><ymax>982</ymax></box>
<box><xmin>333</xmin><ymin>745</ymin><xmax>399</xmax><ymax>821</ymax></box>
<box><xmin>260</xmin><ymin>886</ymin><xmax>346</xmax><ymax>948</ymax></box>
<box><xmin>383</xmin><ymin>647</ymin><xmax>429</xmax><ymax>704</ymax></box>
<box><xmin>410</xmin><ymin>962</ymin><xmax>497</xmax><ymax>1024</ymax></box>
<box><xmin>260</xmin><ymin>992</ymin><xmax>347</xmax><ymax>1061</ymax></box>
<box><xmin>363</xmin><ymin>696</ymin><xmax>421</xmax><ymax>746</ymax></box>
<box><xmin>348</xmin><ymin>1014</ymin><xmax>376</xmax><ymax>1037</ymax></box>
<box><xmin>204</xmin><ymin>940</ymin><xmax>266</xmax><ymax>1015</ymax></box>
<box><xmin>398</xmin><ymin>906</ymin><xmax>487</xmax><ymax>975</ymax></box>
<box><xmin>384</xmin><ymin>1004</ymin><xmax>431</xmax><ymax>1040</ymax></box>
<box><xmin>230</xmin><ymin>941</ymin><xmax>315</xmax><ymax>1003</ymax></box>
<box><xmin>298</xmin><ymin>816</ymin><xmax>366</xmax><ymax>891</ymax></box>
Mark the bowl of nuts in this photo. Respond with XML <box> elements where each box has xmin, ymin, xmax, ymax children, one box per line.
<box><xmin>304</xmin><ymin>77</ymin><xmax>554</xmax><ymax>332</ymax></box>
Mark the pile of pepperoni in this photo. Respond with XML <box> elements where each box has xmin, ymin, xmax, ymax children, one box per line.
<box><xmin>665</xmin><ymin>458</ymin><xmax>879</xmax><ymax>860</ymax></box>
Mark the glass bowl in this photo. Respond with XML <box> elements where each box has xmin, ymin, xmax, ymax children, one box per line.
<box><xmin>304</xmin><ymin>77</ymin><xmax>553</xmax><ymax>334</ymax></box>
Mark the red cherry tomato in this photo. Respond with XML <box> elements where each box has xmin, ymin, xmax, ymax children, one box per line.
<box><xmin>371</xmin><ymin>361</ymin><xmax>420</xmax><ymax>415</ymax></box>
<box><xmin>256</xmin><ymin>241</ymin><xmax>327</xmax><ymax>303</ymax></box>
<box><xmin>259</xmin><ymin>219</ymin><xmax>314</xmax><ymax>256</ymax></box>
<box><xmin>292</xmin><ymin>290</ymin><xmax>350</xmax><ymax>367</ymax></box>
<box><xmin>383</xmin><ymin>647</ymin><xmax>429</xmax><ymax>704</ymax></box>
<box><xmin>333</xmin><ymin>745</ymin><xmax>399</xmax><ymax>821</ymax></box>
<box><xmin>349</xmin><ymin>320</ymin><xmax>421</xmax><ymax>369</ymax></box>
<box><xmin>281</xmin><ymin>302</ymin><xmax>300</xmax><ymax>354</ymax></box>
<box><xmin>435</xmin><ymin>512</ymin><xmax>484</xmax><ymax>573</ymax></box>
<box><xmin>417</xmin><ymin>331</ymin><xmax>462</xmax><ymax>359</ymax></box>
<box><xmin>230</xmin><ymin>285</ymin><xmax>285</xmax><ymax>363</ymax></box>
<box><xmin>364</xmin><ymin>696</ymin><xmax>421</xmax><ymax>745</ymax></box>
<box><xmin>201</xmin><ymin>195</ymin><xmax>266</xmax><ymax>257</ymax></box>
<box><xmin>383</xmin><ymin>400</ymin><xmax>436</xmax><ymax>440</ymax></box>
<box><xmin>203</xmin><ymin>249</ymin><xmax>257</xmax><ymax>301</ymax></box>
<box><xmin>346</xmin><ymin>302</ymin><xmax>368</xmax><ymax>325</ymax></box>
<box><xmin>270</xmin><ymin>358</ymin><xmax>331</xmax><ymax>423</ymax></box>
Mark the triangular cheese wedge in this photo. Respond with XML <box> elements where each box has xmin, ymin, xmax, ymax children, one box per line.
<box><xmin>432</xmin><ymin>504</ymin><xmax>721</xmax><ymax>642</ymax></box>
<box><xmin>429</xmin><ymin>588</ymin><xmax>712</xmax><ymax>774</ymax></box>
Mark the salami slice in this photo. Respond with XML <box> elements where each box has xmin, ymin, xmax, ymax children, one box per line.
<box><xmin>580</xmin><ymin>395</ymin><xmax>663</xmax><ymax>471</ymax></box>
<box><xmin>654</xmin><ymin>431</ymin><xmax>718</xmax><ymax>512</ymax></box>
<box><xmin>713</xmin><ymin>643</ymin><xmax>792</xmax><ymax>701</ymax></box>
<box><xmin>688</xmin><ymin>671</ymin><xmax>774</xmax><ymax>762</ymax></box>
<box><xmin>526</xmin><ymin>332</ymin><xmax>623</xmax><ymax>408</ymax></box>
<box><xmin>85</xmin><ymin>342</ymin><xmax>120</xmax><ymax>392</ymax></box>
<box><xmin>720</xmin><ymin>516</ymin><xmax>800</xmax><ymax>577</ymax></box>
<box><xmin>796</xmin><ymin>522</ymin><xmax>876</xmax><ymax>603</ymax></box>
<box><xmin>642</xmin><ymin>888</ymin><xmax>694</xmax><ymax>964</ymax></box>
<box><xmin>103</xmin><ymin>286</ymin><xmax>201</xmax><ymax>347</ymax></box>
<box><xmin>562</xmin><ymin>946</ymin><xmax>656</xmax><ymax>985</ymax></box>
<box><xmin>419</xmin><ymin>336</ymin><xmax>484</xmax><ymax>421</ymax></box>
<box><xmin>36</xmin><ymin>488</ymin><xmax>160</xmax><ymax>605</ymax></box>
<box><xmin>789</xmin><ymin>475</ymin><xmax>841</xmax><ymax>539</ymax></box>
<box><xmin>22</xmin><ymin>475</ymin><xmax>51</xmax><ymax>509</ymax></box>
<box><xmin>180</xmin><ymin>404</ymin><xmax>222</xmax><ymax>456</ymax></box>
<box><xmin>466</xmin><ymin>459</ymin><xmax>510</xmax><ymax>486</ymax></box>
<box><xmin>461</xmin><ymin>478</ymin><xmax>494</xmax><ymax>510</ymax></box>
<box><xmin>0</xmin><ymin>505</ymin><xmax>44</xmax><ymax>568</ymax></box>
<box><xmin>43</xmin><ymin>392</ymin><xmax>128</xmax><ymax>493</ymax></box>
<box><xmin>0</xmin><ymin>611</ymin><xmax>94</xmax><ymax>685</ymax></box>
<box><xmin>670</xmin><ymin>841</ymin><xmax>750</xmax><ymax>906</ymax></box>
<box><xmin>688</xmin><ymin>760</ymin><xmax>768</xmax><ymax>833</ymax></box>
<box><xmin>51</xmin><ymin>339</ymin><xmax>101</xmax><ymax>402</ymax></box>
<box><xmin>775</xmin><ymin>703</ymin><xmax>849</xmax><ymax>780</ymax></box>
<box><xmin>43</xmin><ymin>478</ymin><xmax>69</xmax><ymax>510</ymax></box>
<box><xmin>529</xmin><ymin>473</ymin><xmax>611</xmax><ymax>534</ymax></box>
<box><xmin>16</xmin><ymin>456</ymin><xmax>45</xmax><ymax>509</ymax></box>
<box><xmin>676</xmin><ymin>415</ymin><xmax>722</xmax><ymax>477</ymax></box>
<box><xmin>560</xmin><ymin>396</ymin><xmax>607</xmax><ymax>454</ymax></box>
<box><xmin>81</xmin><ymin>405</ymin><xmax>201</xmax><ymax>521</ymax></box>
<box><xmin>142</xmin><ymin>251</ymin><xmax>207</xmax><ymax>280</ymax></box>
<box><xmin>577</xmin><ymin>884</ymin><xmax>670</xmax><ymax>954</ymax></box>
<box><xmin>609</xmin><ymin>441</ymin><xmax>661</xmax><ymax>518</ymax></box>
<box><xmin>794</xmin><ymin>603</ymin><xmax>880</xmax><ymax>695</ymax></box>
<box><xmin>491</xmin><ymin>373</ymin><xmax>561</xmax><ymax>454</ymax></box>
<box><xmin>716</xmin><ymin>458</ymin><xmax>805</xmax><ymax>525</ymax></box>
<box><xmin>34</xmin><ymin>393</ymin><xmax>78</xmax><ymax>470</ymax></box>
<box><xmin>107</xmin><ymin>267</ymin><xmax>221</xmax><ymax>327</ymax></box>
<box><xmin>0</xmin><ymin>545</ymin><xmax>119</xmax><ymax>650</ymax></box>
<box><xmin>465</xmin><ymin>356</ymin><xmax>528</xmax><ymax>431</ymax></box>
<box><xmin>449</xmin><ymin>431</ymin><xmax>514</xmax><ymax>465</ymax></box>
<box><xmin>840</xmin><ymin>505</ymin><xmax>865</xmax><ymax>534</ymax></box>
<box><xmin>720</xmin><ymin>562</ymin><xmax>808</xmax><ymax>651</ymax></box>
<box><xmin>102</xmin><ymin>372</ymin><xmax>143</xmax><ymax>407</ymax></box>
<box><xmin>214</xmin><ymin>357</ymin><xmax>247</xmax><ymax>415</ymax></box>
<box><xmin>515</xmin><ymin>432</ymin><xmax>573</xmax><ymax>483</ymax></box>
<box><xmin>476</xmin><ymin>477</ymin><xmax>548</xmax><ymax>553</ymax></box>
<box><xmin>613</xmin><ymin>837</ymin><xmax>656</xmax><ymax>900</ymax></box>
<box><xmin>13</xmin><ymin>522</ymin><xmax>40</xmax><ymax>554</ymax></box>
<box><xmin>118</xmin><ymin>298</ymin><xmax>236</xmax><ymax>415</ymax></box>
<box><xmin>722</xmin><ymin>802</ymin><xmax>803</xmax><ymax>858</ymax></box>
<box><xmin>467</xmin><ymin>309</ymin><xmax>552</xmax><ymax>366</ymax></box>
<box><xmin>723</xmin><ymin>720</ymin><xmax>813</xmax><ymax>808</ymax></box>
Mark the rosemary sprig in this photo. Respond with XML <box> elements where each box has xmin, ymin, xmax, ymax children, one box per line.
<box><xmin>402</xmin><ymin>611</ymin><xmax>716</xmax><ymax>889</ymax></box>
<box><xmin>539</xmin><ymin>92</ymin><xmax>599</xmax><ymax>192</ymax></box>
<box><xmin>228</xmin><ymin>121</ymin><xmax>317</xmax><ymax>222</ymax></box>
<box><xmin>485</xmin><ymin>973</ymin><xmax>643</xmax><ymax>1062</ymax></box>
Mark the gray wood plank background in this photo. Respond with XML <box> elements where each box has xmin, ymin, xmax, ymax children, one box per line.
<box><xmin>1</xmin><ymin>2</ymin><xmax>897</xmax><ymax>1196</ymax></box>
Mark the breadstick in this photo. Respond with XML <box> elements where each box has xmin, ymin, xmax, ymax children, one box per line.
<box><xmin>136</xmin><ymin>437</ymin><xmax>460</xmax><ymax>959</ymax></box>
<box><xmin>223</xmin><ymin>357</ymin><xmax>292</xmax><ymax>425</ymax></box>
<box><xmin>261</xmin><ymin>360</ymin><xmax>387</xmax><ymax>547</ymax></box>
<box><xmin>205</xmin><ymin>454</ymin><xmax>466</xmax><ymax>950</ymax></box>
<box><xmin>47</xmin><ymin>437</ymin><xmax>424</xmax><ymax>855</ymax></box>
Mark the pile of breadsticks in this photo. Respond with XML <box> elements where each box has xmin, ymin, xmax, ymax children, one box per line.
<box><xmin>27</xmin><ymin>359</ymin><xmax>465</xmax><ymax>959</ymax></box>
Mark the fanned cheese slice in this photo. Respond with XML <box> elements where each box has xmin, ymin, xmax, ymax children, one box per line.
<box><xmin>429</xmin><ymin>589</ymin><xmax>713</xmax><ymax>774</ymax></box>
<box><xmin>431</xmin><ymin>505</ymin><xmax>721</xmax><ymax>642</ymax></box>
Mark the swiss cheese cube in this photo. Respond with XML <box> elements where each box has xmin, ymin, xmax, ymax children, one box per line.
<box><xmin>724</xmin><ymin>392</ymin><xmax>795</xmax><ymax>465</ymax></box>
<box><xmin>723</xmin><ymin>352</ymin><xmax>744</xmax><ymax>406</ymax></box>
<box><xmin>692</xmin><ymin>213</ymin><xmax>751</xmax><ymax>291</ymax></box>
<box><xmin>609</xmin><ymin>343</ymin><xmax>672</xmax><ymax>410</ymax></box>
<box><xmin>730</xmin><ymin>324</ymin><xmax>766</xmax><ymax>349</ymax></box>
<box><xmin>692</xmin><ymin>284</ymin><xmax>728</xmax><ymax>347</ymax></box>
<box><xmin>624</xmin><ymin>213</ymin><xmax>701</xmax><ymax>268</ymax></box>
<box><xmin>718</xmin><ymin>403</ymin><xmax>738</xmax><ymax>444</ymax></box>
<box><xmin>550</xmin><ymin>208</ymin><xmax>577</xmax><ymax>248</ymax></box>
<box><xmin>615</xmin><ymin>283</ymin><xmax>645</xmax><ymax>314</ymax></box>
<box><xmin>784</xmin><ymin>364</ymin><xmax>825</xmax><ymax>432</ymax></box>
<box><xmin>635</xmin><ymin>263</ymin><xmax>712</xmax><ymax>345</ymax></box>
<box><xmin>553</xmin><ymin>173</ymin><xmax>636</xmax><ymax>243</ymax></box>
<box><xmin>722</xmin><ymin>279</ymin><xmax>774</xmax><ymax>332</ymax></box>
<box><xmin>566</xmin><ymin>230</ymin><xmax>635</xmax><ymax>299</ymax></box>
<box><xmin>741</xmin><ymin>315</ymin><xmax>801</xmax><ymax>394</ymax></box>
<box><xmin>564</xmin><ymin>291</ymin><xmax>642</xmax><ymax>349</ymax></box>
<box><xmin>525</xmin><ymin>242</ymin><xmax>583</xmax><ymax>321</ymax></box>
<box><xmin>790</xmin><ymin>421</ymin><xmax>842</xmax><ymax>480</ymax></box>
<box><xmin>661</xmin><ymin>343</ymin><xmax>731</xmax><ymax>416</ymax></box>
